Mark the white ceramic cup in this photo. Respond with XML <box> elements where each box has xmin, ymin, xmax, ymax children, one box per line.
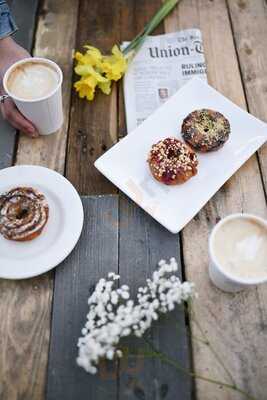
<box><xmin>209</xmin><ymin>213</ymin><xmax>267</xmax><ymax>293</ymax></box>
<box><xmin>3</xmin><ymin>57</ymin><xmax>63</xmax><ymax>135</ymax></box>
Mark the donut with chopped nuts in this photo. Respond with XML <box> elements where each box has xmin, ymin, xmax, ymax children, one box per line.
<box><xmin>0</xmin><ymin>187</ymin><xmax>49</xmax><ymax>241</ymax></box>
<box><xmin>147</xmin><ymin>138</ymin><xmax>198</xmax><ymax>185</ymax></box>
<box><xmin>181</xmin><ymin>109</ymin><xmax>230</xmax><ymax>152</ymax></box>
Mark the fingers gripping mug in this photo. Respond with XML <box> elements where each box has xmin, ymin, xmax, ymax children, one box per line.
<box><xmin>1</xmin><ymin>57</ymin><xmax>63</xmax><ymax>135</ymax></box>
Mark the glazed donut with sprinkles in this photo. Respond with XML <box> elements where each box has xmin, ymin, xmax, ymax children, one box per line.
<box><xmin>147</xmin><ymin>137</ymin><xmax>198</xmax><ymax>185</ymax></box>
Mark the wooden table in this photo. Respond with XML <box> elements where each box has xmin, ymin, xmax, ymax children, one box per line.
<box><xmin>0</xmin><ymin>1</ymin><xmax>267</xmax><ymax>399</ymax></box>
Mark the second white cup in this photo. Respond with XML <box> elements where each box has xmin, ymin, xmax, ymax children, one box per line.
<box><xmin>3</xmin><ymin>57</ymin><xmax>63</xmax><ymax>135</ymax></box>
<box><xmin>208</xmin><ymin>213</ymin><xmax>267</xmax><ymax>293</ymax></box>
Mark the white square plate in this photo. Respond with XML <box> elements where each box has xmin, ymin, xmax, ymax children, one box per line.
<box><xmin>95</xmin><ymin>78</ymin><xmax>267</xmax><ymax>234</ymax></box>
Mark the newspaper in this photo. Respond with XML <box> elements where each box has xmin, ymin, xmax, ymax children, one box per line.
<box><xmin>123</xmin><ymin>29</ymin><xmax>207</xmax><ymax>133</ymax></box>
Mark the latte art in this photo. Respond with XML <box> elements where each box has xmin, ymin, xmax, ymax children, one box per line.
<box><xmin>213</xmin><ymin>217</ymin><xmax>267</xmax><ymax>280</ymax></box>
<box><xmin>7</xmin><ymin>61</ymin><xmax>59</xmax><ymax>100</ymax></box>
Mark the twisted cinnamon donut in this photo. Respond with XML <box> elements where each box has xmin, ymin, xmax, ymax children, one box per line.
<box><xmin>0</xmin><ymin>187</ymin><xmax>49</xmax><ymax>241</ymax></box>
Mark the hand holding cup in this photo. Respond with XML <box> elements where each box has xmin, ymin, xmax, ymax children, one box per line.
<box><xmin>0</xmin><ymin>37</ymin><xmax>38</xmax><ymax>137</ymax></box>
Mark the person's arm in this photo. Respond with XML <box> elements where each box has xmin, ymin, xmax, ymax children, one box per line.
<box><xmin>0</xmin><ymin>0</ymin><xmax>17</xmax><ymax>39</ymax></box>
<box><xmin>0</xmin><ymin>1</ymin><xmax>38</xmax><ymax>137</ymax></box>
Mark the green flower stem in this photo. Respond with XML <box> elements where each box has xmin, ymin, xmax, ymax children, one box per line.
<box><xmin>188</xmin><ymin>304</ymin><xmax>236</xmax><ymax>387</ymax></box>
<box><xmin>190</xmin><ymin>334</ymin><xmax>209</xmax><ymax>345</ymax></box>
<box><xmin>143</xmin><ymin>327</ymin><xmax>257</xmax><ymax>400</ymax></box>
<box><xmin>152</xmin><ymin>352</ymin><xmax>258</xmax><ymax>400</ymax></box>
<box><xmin>175</xmin><ymin>321</ymin><xmax>209</xmax><ymax>345</ymax></box>
<box><xmin>123</xmin><ymin>0</ymin><xmax>181</xmax><ymax>55</ymax></box>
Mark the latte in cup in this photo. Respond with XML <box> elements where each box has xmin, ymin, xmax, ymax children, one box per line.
<box><xmin>3</xmin><ymin>57</ymin><xmax>63</xmax><ymax>135</ymax></box>
<box><xmin>6</xmin><ymin>61</ymin><xmax>59</xmax><ymax>101</ymax></box>
<box><xmin>212</xmin><ymin>216</ymin><xmax>267</xmax><ymax>280</ymax></box>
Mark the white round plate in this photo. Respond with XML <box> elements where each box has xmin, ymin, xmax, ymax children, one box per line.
<box><xmin>0</xmin><ymin>165</ymin><xmax>84</xmax><ymax>279</ymax></box>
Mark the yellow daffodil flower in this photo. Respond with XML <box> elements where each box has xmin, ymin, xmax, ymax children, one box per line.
<box><xmin>74</xmin><ymin>76</ymin><xmax>97</xmax><ymax>101</ymax></box>
<box><xmin>75</xmin><ymin>64</ymin><xmax>108</xmax><ymax>83</ymax></box>
<box><xmin>98</xmin><ymin>81</ymin><xmax>112</xmax><ymax>95</ymax></box>
<box><xmin>73</xmin><ymin>0</ymin><xmax>180</xmax><ymax>102</ymax></box>
<box><xmin>73</xmin><ymin>45</ymin><xmax>127</xmax><ymax>101</ymax></box>
<box><xmin>84</xmin><ymin>45</ymin><xmax>103</xmax><ymax>65</ymax></box>
<box><xmin>101</xmin><ymin>45</ymin><xmax>127</xmax><ymax>81</ymax></box>
<box><xmin>74</xmin><ymin>46</ymin><xmax>102</xmax><ymax>67</ymax></box>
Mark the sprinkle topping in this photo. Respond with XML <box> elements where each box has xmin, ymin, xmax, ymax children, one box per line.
<box><xmin>148</xmin><ymin>138</ymin><xmax>198</xmax><ymax>182</ymax></box>
<box><xmin>182</xmin><ymin>109</ymin><xmax>230</xmax><ymax>151</ymax></box>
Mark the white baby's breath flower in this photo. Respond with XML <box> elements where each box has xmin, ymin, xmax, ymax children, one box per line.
<box><xmin>121</xmin><ymin>291</ymin><xmax>130</xmax><ymax>300</ymax></box>
<box><xmin>77</xmin><ymin>258</ymin><xmax>195</xmax><ymax>374</ymax></box>
<box><xmin>116</xmin><ymin>349</ymin><xmax>123</xmax><ymax>357</ymax></box>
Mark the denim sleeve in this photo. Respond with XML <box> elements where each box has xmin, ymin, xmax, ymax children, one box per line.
<box><xmin>0</xmin><ymin>1</ymin><xmax>17</xmax><ymax>39</ymax></box>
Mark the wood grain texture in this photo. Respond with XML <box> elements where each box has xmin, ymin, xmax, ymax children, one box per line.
<box><xmin>118</xmin><ymin>0</ymin><xmax>164</xmax><ymax>139</ymax></box>
<box><xmin>66</xmin><ymin>0</ymin><xmax>121</xmax><ymax>195</ymax></box>
<box><xmin>0</xmin><ymin>0</ymin><xmax>38</xmax><ymax>170</ymax></box>
<box><xmin>0</xmin><ymin>274</ymin><xmax>54</xmax><ymax>400</ymax></box>
<box><xmin>11</xmin><ymin>0</ymin><xmax>39</xmax><ymax>51</ymax></box>
<box><xmin>47</xmin><ymin>195</ymin><xmax>192</xmax><ymax>400</ymax></box>
<box><xmin>0</xmin><ymin>120</ymin><xmax>16</xmax><ymax>169</ymax></box>
<box><xmin>118</xmin><ymin>195</ymin><xmax>192</xmax><ymax>400</ymax></box>
<box><xmin>0</xmin><ymin>2</ymin><xmax>79</xmax><ymax>400</ymax></box>
<box><xmin>117</xmin><ymin>12</ymin><xmax>188</xmax><ymax>399</ymax></box>
<box><xmin>227</xmin><ymin>0</ymin><xmax>267</xmax><ymax>193</ymax></box>
<box><xmin>46</xmin><ymin>196</ymin><xmax>119</xmax><ymax>400</ymax></box>
<box><xmin>66</xmin><ymin>0</ymin><xmax>165</xmax><ymax>193</ymax></box>
<box><xmin>164</xmin><ymin>1</ymin><xmax>267</xmax><ymax>399</ymax></box>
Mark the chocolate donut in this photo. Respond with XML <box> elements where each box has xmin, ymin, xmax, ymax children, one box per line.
<box><xmin>181</xmin><ymin>109</ymin><xmax>230</xmax><ymax>152</ymax></box>
<box><xmin>0</xmin><ymin>187</ymin><xmax>49</xmax><ymax>241</ymax></box>
<box><xmin>148</xmin><ymin>138</ymin><xmax>198</xmax><ymax>185</ymax></box>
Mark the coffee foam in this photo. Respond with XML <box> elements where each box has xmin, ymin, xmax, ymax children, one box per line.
<box><xmin>213</xmin><ymin>217</ymin><xmax>267</xmax><ymax>280</ymax></box>
<box><xmin>7</xmin><ymin>61</ymin><xmax>59</xmax><ymax>100</ymax></box>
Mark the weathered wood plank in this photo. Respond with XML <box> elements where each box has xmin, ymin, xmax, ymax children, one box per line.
<box><xmin>11</xmin><ymin>0</ymin><xmax>39</xmax><ymax>51</ymax></box>
<box><xmin>117</xmin><ymin>4</ymin><xmax>190</xmax><ymax>398</ymax></box>
<box><xmin>0</xmin><ymin>273</ymin><xmax>54</xmax><ymax>400</ymax></box>
<box><xmin>0</xmin><ymin>6</ymin><xmax>46</xmax><ymax>400</ymax></box>
<box><xmin>0</xmin><ymin>0</ymin><xmax>38</xmax><ymax>170</ymax></box>
<box><xmin>164</xmin><ymin>1</ymin><xmax>267</xmax><ymax>399</ymax></box>
<box><xmin>46</xmin><ymin>195</ymin><xmax>119</xmax><ymax>400</ymax></box>
<box><xmin>118</xmin><ymin>0</ymin><xmax>164</xmax><ymax>139</ymax></box>
<box><xmin>227</xmin><ymin>0</ymin><xmax>267</xmax><ymax>193</ymax></box>
<box><xmin>0</xmin><ymin>120</ymin><xmax>15</xmax><ymax>169</ymax></box>
<box><xmin>118</xmin><ymin>195</ymin><xmax>192</xmax><ymax>400</ymax></box>
<box><xmin>0</xmin><ymin>2</ymin><xmax>79</xmax><ymax>400</ymax></box>
<box><xmin>66</xmin><ymin>0</ymin><xmax>121</xmax><ymax>195</ymax></box>
<box><xmin>47</xmin><ymin>195</ymin><xmax>192</xmax><ymax>400</ymax></box>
